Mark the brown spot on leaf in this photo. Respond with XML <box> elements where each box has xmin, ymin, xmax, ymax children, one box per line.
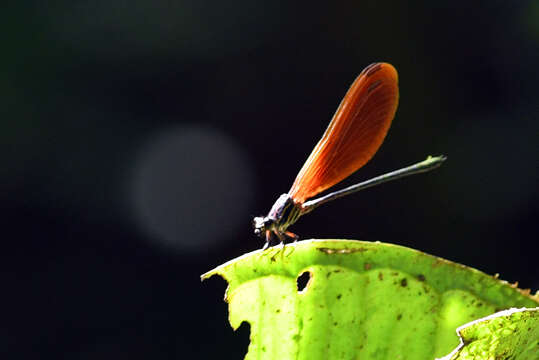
<box><xmin>317</xmin><ymin>247</ymin><xmax>368</xmax><ymax>254</ymax></box>
<box><xmin>431</xmin><ymin>259</ymin><xmax>446</xmax><ymax>268</ymax></box>
<box><xmin>401</xmin><ymin>278</ymin><xmax>408</xmax><ymax>287</ymax></box>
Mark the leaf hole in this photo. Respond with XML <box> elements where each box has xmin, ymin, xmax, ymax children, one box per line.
<box><xmin>296</xmin><ymin>271</ymin><xmax>312</xmax><ymax>292</ymax></box>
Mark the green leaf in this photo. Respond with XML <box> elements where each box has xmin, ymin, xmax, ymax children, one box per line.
<box><xmin>201</xmin><ymin>240</ymin><xmax>538</xmax><ymax>360</ymax></box>
<box><xmin>439</xmin><ymin>307</ymin><xmax>539</xmax><ymax>360</ymax></box>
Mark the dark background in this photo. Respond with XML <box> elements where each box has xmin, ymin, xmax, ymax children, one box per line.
<box><xmin>3</xmin><ymin>1</ymin><xmax>538</xmax><ymax>358</ymax></box>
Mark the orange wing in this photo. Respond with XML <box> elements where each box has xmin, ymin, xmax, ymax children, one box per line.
<box><xmin>288</xmin><ymin>62</ymin><xmax>399</xmax><ymax>203</ymax></box>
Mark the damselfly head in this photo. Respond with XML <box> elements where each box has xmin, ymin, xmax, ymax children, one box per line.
<box><xmin>253</xmin><ymin>216</ymin><xmax>272</xmax><ymax>237</ymax></box>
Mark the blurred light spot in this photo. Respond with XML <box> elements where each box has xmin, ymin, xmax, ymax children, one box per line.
<box><xmin>131</xmin><ymin>126</ymin><xmax>253</xmax><ymax>252</ymax></box>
